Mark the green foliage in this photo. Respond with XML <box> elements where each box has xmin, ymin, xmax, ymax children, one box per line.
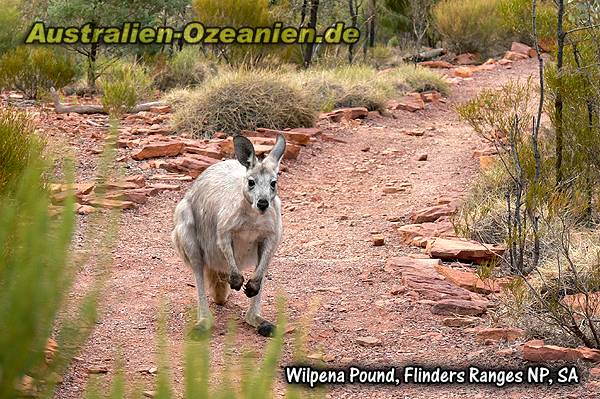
<box><xmin>191</xmin><ymin>0</ymin><xmax>281</xmax><ymax>67</ymax></box>
<box><xmin>100</xmin><ymin>61</ymin><xmax>153</xmax><ymax>115</ymax></box>
<box><xmin>433</xmin><ymin>0</ymin><xmax>507</xmax><ymax>56</ymax></box>
<box><xmin>0</xmin><ymin>108</ymin><xmax>43</xmax><ymax>194</ymax></box>
<box><xmin>0</xmin><ymin>46</ymin><xmax>77</xmax><ymax>99</ymax></box>
<box><xmin>0</xmin><ymin>162</ymin><xmax>75</xmax><ymax>398</ymax></box>
<box><xmin>153</xmin><ymin>47</ymin><xmax>218</xmax><ymax>91</ymax></box>
<box><xmin>0</xmin><ymin>0</ymin><xmax>23</xmax><ymax>56</ymax></box>
<box><xmin>296</xmin><ymin>64</ymin><xmax>448</xmax><ymax>113</ymax></box>
<box><xmin>498</xmin><ymin>0</ymin><xmax>556</xmax><ymax>45</ymax></box>
<box><xmin>170</xmin><ymin>69</ymin><xmax>317</xmax><ymax>138</ymax></box>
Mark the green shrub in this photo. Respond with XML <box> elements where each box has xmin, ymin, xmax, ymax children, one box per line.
<box><xmin>99</xmin><ymin>61</ymin><xmax>152</xmax><ymax>115</ymax></box>
<box><xmin>0</xmin><ymin>46</ymin><xmax>78</xmax><ymax>99</ymax></box>
<box><xmin>433</xmin><ymin>0</ymin><xmax>507</xmax><ymax>56</ymax></box>
<box><xmin>390</xmin><ymin>65</ymin><xmax>451</xmax><ymax>95</ymax></box>
<box><xmin>0</xmin><ymin>108</ymin><xmax>43</xmax><ymax>193</ymax></box>
<box><xmin>170</xmin><ymin>69</ymin><xmax>317</xmax><ymax>138</ymax></box>
<box><xmin>499</xmin><ymin>0</ymin><xmax>556</xmax><ymax>45</ymax></box>
<box><xmin>0</xmin><ymin>0</ymin><xmax>22</xmax><ymax>56</ymax></box>
<box><xmin>153</xmin><ymin>47</ymin><xmax>218</xmax><ymax>90</ymax></box>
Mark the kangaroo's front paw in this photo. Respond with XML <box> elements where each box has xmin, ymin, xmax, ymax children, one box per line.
<box><xmin>244</xmin><ymin>278</ymin><xmax>261</xmax><ymax>297</ymax></box>
<box><xmin>229</xmin><ymin>272</ymin><xmax>244</xmax><ymax>290</ymax></box>
<box><xmin>257</xmin><ymin>320</ymin><xmax>276</xmax><ymax>337</ymax></box>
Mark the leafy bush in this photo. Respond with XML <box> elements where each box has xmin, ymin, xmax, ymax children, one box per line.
<box><xmin>0</xmin><ymin>0</ymin><xmax>22</xmax><ymax>56</ymax></box>
<box><xmin>0</xmin><ymin>46</ymin><xmax>78</xmax><ymax>99</ymax></box>
<box><xmin>153</xmin><ymin>47</ymin><xmax>218</xmax><ymax>90</ymax></box>
<box><xmin>170</xmin><ymin>69</ymin><xmax>317</xmax><ymax>138</ymax></box>
<box><xmin>100</xmin><ymin>61</ymin><xmax>153</xmax><ymax>115</ymax></box>
<box><xmin>433</xmin><ymin>0</ymin><xmax>507</xmax><ymax>55</ymax></box>
<box><xmin>0</xmin><ymin>108</ymin><xmax>43</xmax><ymax>193</ymax></box>
<box><xmin>499</xmin><ymin>0</ymin><xmax>556</xmax><ymax>45</ymax></box>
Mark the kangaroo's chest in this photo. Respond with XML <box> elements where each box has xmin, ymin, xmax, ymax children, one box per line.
<box><xmin>231</xmin><ymin>218</ymin><xmax>276</xmax><ymax>269</ymax></box>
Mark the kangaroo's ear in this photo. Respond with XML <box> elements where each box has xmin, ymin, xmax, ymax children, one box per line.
<box><xmin>234</xmin><ymin>135</ymin><xmax>257</xmax><ymax>169</ymax></box>
<box><xmin>264</xmin><ymin>134</ymin><xmax>286</xmax><ymax>171</ymax></box>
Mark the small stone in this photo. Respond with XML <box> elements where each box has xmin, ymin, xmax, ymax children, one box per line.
<box><xmin>417</xmin><ymin>153</ymin><xmax>428</xmax><ymax>161</ymax></box>
<box><xmin>356</xmin><ymin>336</ymin><xmax>382</xmax><ymax>347</ymax></box>
<box><xmin>87</xmin><ymin>366</ymin><xmax>109</xmax><ymax>374</ymax></box>
<box><xmin>372</xmin><ymin>234</ymin><xmax>385</xmax><ymax>246</ymax></box>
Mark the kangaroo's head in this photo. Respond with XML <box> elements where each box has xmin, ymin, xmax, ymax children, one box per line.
<box><xmin>234</xmin><ymin>134</ymin><xmax>286</xmax><ymax>214</ymax></box>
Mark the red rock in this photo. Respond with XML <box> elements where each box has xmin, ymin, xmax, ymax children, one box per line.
<box><xmin>320</xmin><ymin>107</ymin><xmax>368</xmax><ymax>122</ymax></box>
<box><xmin>163</xmin><ymin>155</ymin><xmax>219</xmax><ymax>178</ymax></box>
<box><xmin>397</xmin><ymin>220</ymin><xmax>455</xmax><ymax>248</ymax></box>
<box><xmin>504</xmin><ymin>51</ymin><xmax>529</xmax><ymax>61</ymax></box>
<box><xmin>289</xmin><ymin>127</ymin><xmax>322</xmax><ymax>137</ymax></box>
<box><xmin>473</xmin><ymin>147</ymin><xmax>499</xmax><ymax>157</ymax></box>
<box><xmin>220</xmin><ymin>137</ymin><xmax>300</xmax><ymax>160</ymax></box>
<box><xmin>387</xmin><ymin>257</ymin><xmax>474</xmax><ymax>301</ymax></box>
<box><xmin>455</xmin><ymin>53</ymin><xmax>480</xmax><ymax>65</ymax></box>
<box><xmin>420</xmin><ymin>91</ymin><xmax>442</xmax><ymax>103</ymax></box>
<box><xmin>442</xmin><ymin>316</ymin><xmax>479</xmax><ymax>327</ymax></box>
<box><xmin>76</xmin><ymin>204</ymin><xmax>96</xmax><ymax>215</ymax></box>
<box><xmin>561</xmin><ymin>292</ymin><xmax>600</xmax><ymax>317</ymax></box>
<box><xmin>123</xmin><ymin>174</ymin><xmax>146</xmax><ymax>188</ymax></box>
<box><xmin>418</xmin><ymin>60</ymin><xmax>454</xmax><ymax>69</ymax></box>
<box><xmin>431</xmin><ymin>299</ymin><xmax>487</xmax><ymax>316</ymax></box>
<box><xmin>356</xmin><ymin>336</ymin><xmax>382</xmax><ymax>347</ymax></box>
<box><xmin>389</xmin><ymin>94</ymin><xmax>425</xmax><ymax>112</ymax></box>
<box><xmin>105</xmin><ymin>188</ymin><xmax>154</xmax><ymax>204</ymax></box>
<box><xmin>131</xmin><ymin>141</ymin><xmax>184</xmax><ymax>160</ymax></box>
<box><xmin>426</xmin><ymin>238</ymin><xmax>505</xmax><ymax>264</ymax></box>
<box><xmin>417</xmin><ymin>153</ymin><xmax>428</xmax><ymax>161</ymax></box>
<box><xmin>150</xmin><ymin>174</ymin><xmax>193</xmax><ymax>181</ymax></box>
<box><xmin>523</xmin><ymin>340</ymin><xmax>581</xmax><ymax>362</ymax></box>
<box><xmin>243</xmin><ymin>128</ymin><xmax>311</xmax><ymax>146</ymax></box>
<box><xmin>479</xmin><ymin>155</ymin><xmax>496</xmax><ymax>170</ymax></box>
<box><xmin>434</xmin><ymin>264</ymin><xmax>507</xmax><ymax>294</ymax></box>
<box><xmin>183</xmin><ymin>143</ymin><xmax>224</xmax><ymax>159</ymax></box>
<box><xmin>473</xmin><ymin>327</ymin><xmax>524</xmax><ymax>342</ymax></box>
<box><xmin>510</xmin><ymin>42</ymin><xmax>535</xmax><ymax>58</ymax></box>
<box><xmin>148</xmin><ymin>105</ymin><xmax>171</xmax><ymax>114</ymax></box>
<box><xmin>146</xmin><ymin>183</ymin><xmax>180</xmax><ymax>192</ymax></box>
<box><xmin>87</xmin><ymin>198</ymin><xmax>136</xmax><ymax>210</ymax></box>
<box><xmin>410</xmin><ymin>203</ymin><xmax>457</xmax><ymax>223</ymax></box>
<box><xmin>454</xmin><ymin>67</ymin><xmax>474</xmax><ymax>78</ymax></box>
<box><xmin>100</xmin><ymin>181</ymin><xmax>140</xmax><ymax>191</ymax></box>
<box><xmin>372</xmin><ymin>234</ymin><xmax>385</xmax><ymax>246</ymax></box>
<box><xmin>498</xmin><ymin>58</ymin><xmax>513</xmax><ymax>66</ymax></box>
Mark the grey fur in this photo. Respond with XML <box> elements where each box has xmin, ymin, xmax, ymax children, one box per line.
<box><xmin>172</xmin><ymin>134</ymin><xmax>286</xmax><ymax>333</ymax></box>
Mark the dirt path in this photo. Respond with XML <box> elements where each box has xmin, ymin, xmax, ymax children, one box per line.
<box><xmin>54</xmin><ymin>58</ymin><xmax>592</xmax><ymax>399</ymax></box>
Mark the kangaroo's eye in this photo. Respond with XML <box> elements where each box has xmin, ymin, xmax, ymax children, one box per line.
<box><xmin>248</xmin><ymin>179</ymin><xmax>256</xmax><ymax>189</ymax></box>
<box><xmin>270</xmin><ymin>180</ymin><xmax>277</xmax><ymax>189</ymax></box>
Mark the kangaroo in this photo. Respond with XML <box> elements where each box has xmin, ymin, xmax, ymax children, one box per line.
<box><xmin>171</xmin><ymin>134</ymin><xmax>286</xmax><ymax>337</ymax></box>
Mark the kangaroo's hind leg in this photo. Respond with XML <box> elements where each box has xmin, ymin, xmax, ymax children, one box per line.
<box><xmin>172</xmin><ymin>200</ymin><xmax>213</xmax><ymax>334</ymax></box>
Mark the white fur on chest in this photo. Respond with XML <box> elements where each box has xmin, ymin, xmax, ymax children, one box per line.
<box><xmin>232</xmin><ymin>215</ymin><xmax>277</xmax><ymax>270</ymax></box>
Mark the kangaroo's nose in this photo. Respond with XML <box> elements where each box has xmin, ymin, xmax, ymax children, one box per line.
<box><xmin>257</xmin><ymin>199</ymin><xmax>269</xmax><ymax>211</ymax></box>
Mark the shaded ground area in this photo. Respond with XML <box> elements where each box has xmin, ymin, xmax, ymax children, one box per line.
<box><xmin>51</xmin><ymin>58</ymin><xmax>596</xmax><ymax>398</ymax></box>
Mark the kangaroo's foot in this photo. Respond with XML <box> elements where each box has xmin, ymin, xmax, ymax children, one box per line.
<box><xmin>188</xmin><ymin>316</ymin><xmax>212</xmax><ymax>340</ymax></box>
<box><xmin>246</xmin><ymin>313</ymin><xmax>275</xmax><ymax>337</ymax></box>
<box><xmin>228</xmin><ymin>271</ymin><xmax>244</xmax><ymax>291</ymax></box>
<box><xmin>243</xmin><ymin>277</ymin><xmax>261</xmax><ymax>298</ymax></box>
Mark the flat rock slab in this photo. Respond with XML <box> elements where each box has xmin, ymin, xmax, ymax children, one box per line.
<box><xmin>410</xmin><ymin>203</ymin><xmax>457</xmax><ymax>223</ymax></box>
<box><xmin>397</xmin><ymin>220</ymin><xmax>455</xmax><ymax>248</ymax></box>
<box><xmin>523</xmin><ymin>340</ymin><xmax>600</xmax><ymax>363</ymax></box>
<box><xmin>131</xmin><ymin>141</ymin><xmax>184</xmax><ymax>160</ymax></box>
<box><xmin>387</xmin><ymin>257</ymin><xmax>475</xmax><ymax>301</ymax></box>
<box><xmin>426</xmin><ymin>237</ymin><xmax>505</xmax><ymax>264</ymax></box>
<box><xmin>434</xmin><ymin>264</ymin><xmax>507</xmax><ymax>294</ymax></box>
<box><xmin>431</xmin><ymin>299</ymin><xmax>487</xmax><ymax>316</ymax></box>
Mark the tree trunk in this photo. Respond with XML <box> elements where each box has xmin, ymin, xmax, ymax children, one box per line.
<box><xmin>87</xmin><ymin>41</ymin><xmax>98</xmax><ymax>91</ymax></box>
<box><xmin>303</xmin><ymin>0</ymin><xmax>320</xmax><ymax>68</ymax></box>
<box><xmin>347</xmin><ymin>0</ymin><xmax>358</xmax><ymax>64</ymax></box>
<box><xmin>555</xmin><ymin>0</ymin><xmax>565</xmax><ymax>186</ymax></box>
<box><xmin>368</xmin><ymin>0</ymin><xmax>376</xmax><ymax>48</ymax></box>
